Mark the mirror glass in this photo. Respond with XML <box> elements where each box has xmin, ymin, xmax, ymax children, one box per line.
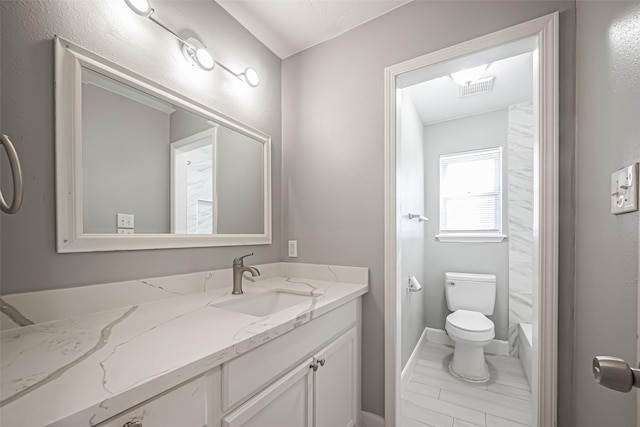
<box><xmin>55</xmin><ymin>37</ymin><xmax>270</xmax><ymax>252</ymax></box>
<box><xmin>81</xmin><ymin>68</ymin><xmax>264</xmax><ymax>236</ymax></box>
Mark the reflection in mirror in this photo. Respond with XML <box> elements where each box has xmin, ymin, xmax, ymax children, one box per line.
<box><xmin>80</xmin><ymin>68</ymin><xmax>264</xmax><ymax>236</ymax></box>
<box><xmin>55</xmin><ymin>37</ymin><xmax>271</xmax><ymax>252</ymax></box>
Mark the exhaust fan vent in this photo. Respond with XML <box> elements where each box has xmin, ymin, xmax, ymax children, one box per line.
<box><xmin>459</xmin><ymin>77</ymin><xmax>495</xmax><ymax>97</ymax></box>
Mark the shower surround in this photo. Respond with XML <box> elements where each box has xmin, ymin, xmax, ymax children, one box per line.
<box><xmin>507</xmin><ymin>101</ymin><xmax>535</xmax><ymax>357</ymax></box>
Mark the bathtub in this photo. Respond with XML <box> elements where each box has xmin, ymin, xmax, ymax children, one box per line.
<box><xmin>518</xmin><ymin>323</ymin><xmax>533</xmax><ymax>389</ymax></box>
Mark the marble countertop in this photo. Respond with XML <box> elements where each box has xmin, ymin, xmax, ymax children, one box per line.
<box><xmin>0</xmin><ymin>273</ymin><xmax>368</xmax><ymax>426</ymax></box>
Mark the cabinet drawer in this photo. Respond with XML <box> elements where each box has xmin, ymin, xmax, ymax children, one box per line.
<box><xmin>222</xmin><ymin>359</ymin><xmax>313</xmax><ymax>427</ymax></box>
<box><xmin>98</xmin><ymin>375</ymin><xmax>209</xmax><ymax>427</ymax></box>
<box><xmin>222</xmin><ymin>299</ymin><xmax>356</xmax><ymax>410</ymax></box>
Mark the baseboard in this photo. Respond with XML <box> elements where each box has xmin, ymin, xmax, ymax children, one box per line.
<box><xmin>360</xmin><ymin>410</ymin><xmax>384</xmax><ymax>427</ymax></box>
<box><xmin>401</xmin><ymin>327</ymin><xmax>428</xmax><ymax>389</ymax></box>
<box><xmin>425</xmin><ymin>327</ymin><xmax>509</xmax><ymax>356</ymax></box>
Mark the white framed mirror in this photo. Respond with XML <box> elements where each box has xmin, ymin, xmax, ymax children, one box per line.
<box><xmin>54</xmin><ymin>36</ymin><xmax>271</xmax><ymax>252</ymax></box>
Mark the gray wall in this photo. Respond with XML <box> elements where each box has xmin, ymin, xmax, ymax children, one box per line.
<box><xmin>282</xmin><ymin>0</ymin><xmax>575</xmax><ymax>419</ymax></box>
<box><xmin>169</xmin><ymin>109</ymin><xmax>212</xmax><ymax>143</ymax></box>
<box><xmin>398</xmin><ymin>91</ymin><xmax>426</xmax><ymax>368</ymax></box>
<box><xmin>82</xmin><ymin>84</ymin><xmax>171</xmax><ymax>234</ymax></box>
<box><xmin>216</xmin><ymin>126</ymin><xmax>264</xmax><ymax>234</ymax></box>
<box><xmin>423</xmin><ymin>109</ymin><xmax>509</xmax><ymax>340</ymax></box>
<box><xmin>574</xmin><ymin>1</ymin><xmax>640</xmax><ymax>425</ymax></box>
<box><xmin>0</xmin><ymin>1</ymin><xmax>282</xmax><ymax>293</ymax></box>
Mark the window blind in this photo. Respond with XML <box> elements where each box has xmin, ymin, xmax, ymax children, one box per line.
<box><xmin>439</xmin><ymin>147</ymin><xmax>502</xmax><ymax>233</ymax></box>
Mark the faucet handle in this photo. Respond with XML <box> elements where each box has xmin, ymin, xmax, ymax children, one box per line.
<box><xmin>233</xmin><ymin>253</ymin><xmax>254</xmax><ymax>266</ymax></box>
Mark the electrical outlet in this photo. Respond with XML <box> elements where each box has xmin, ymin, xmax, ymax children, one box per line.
<box><xmin>117</xmin><ymin>213</ymin><xmax>135</xmax><ymax>229</ymax></box>
<box><xmin>117</xmin><ymin>228</ymin><xmax>134</xmax><ymax>235</ymax></box>
<box><xmin>288</xmin><ymin>240</ymin><xmax>298</xmax><ymax>258</ymax></box>
<box><xmin>611</xmin><ymin>163</ymin><xmax>638</xmax><ymax>214</ymax></box>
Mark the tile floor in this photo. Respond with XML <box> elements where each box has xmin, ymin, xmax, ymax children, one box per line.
<box><xmin>401</xmin><ymin>342</ymin><xmax>532</xmax><ymax>427</ymax></box>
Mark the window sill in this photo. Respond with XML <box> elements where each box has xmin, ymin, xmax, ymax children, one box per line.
<box><xmin>435</xmin><ymin>233</ymin><xmax>507</xmax><ymax>243</ymax></box>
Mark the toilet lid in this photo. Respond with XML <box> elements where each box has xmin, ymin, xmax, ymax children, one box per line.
<box><xmin>447</xmin><ymin>310</ymin><xmax>494</xmax><ymax>332</ymax></box>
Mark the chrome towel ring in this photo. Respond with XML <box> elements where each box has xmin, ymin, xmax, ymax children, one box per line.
<box><xmin>0</xmin><ymin>134</ymin><xmax>24</xmax><ymax>214</ymax></box>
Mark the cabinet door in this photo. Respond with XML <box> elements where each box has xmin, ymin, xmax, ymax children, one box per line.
<box><xmin>314</xmin><ymin>327</ymin><xmax>357</xmax><ymax>427</ymax></box>
<box><xmin>99</xmin><ymin>375</ymin><xmax>209</xmax><ymax>427</ymax></box>
<box><xmin>222</xmin><ymin>359</ymin><xmax>313</xmax><ymax>427</ymax></box>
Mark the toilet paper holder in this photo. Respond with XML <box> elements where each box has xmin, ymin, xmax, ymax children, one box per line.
<box><xmin>408</xmin><ymin>276</ymin><xmax>423</xmax><ymax>292</ymax></box>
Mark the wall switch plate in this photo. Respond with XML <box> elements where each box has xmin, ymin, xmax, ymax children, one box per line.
<box><xmin>117</xmin><ymin>228</ymin><xmax>134</xmax><ymax>235</ymax></box>
<box><xmin>288</xmin><ymin>240</ymin><xmax>298</xmax><ymax>258</ymax></box>
<box><xmin>117</xmin><ymin>213</ymin><xmax>135</xmax><ymax>229</ymax></box>
<box><xmin>611</xmin><ymin>163</ymin><xmax>639</xmax><ymax>214</ymax></box>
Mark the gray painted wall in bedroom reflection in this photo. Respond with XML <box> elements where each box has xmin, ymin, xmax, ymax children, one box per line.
<box><xmin>82</xmin><ymin>84</ymin><xmax>171</xmax><ymax>234</ymax></box>
<box><xmin>282</xmin><ymin>0</ymin><xmax>575</xmax><ymax>420</ymax></box>
<box><xmin>0</xmin><ymin>1</ymin><xmax>282</xmax><ymax>293</ymax></box>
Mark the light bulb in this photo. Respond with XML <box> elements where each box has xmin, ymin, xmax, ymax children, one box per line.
<box><xmin>243</xmin><ymin>68</ymin><xmax>260</xmax><ymax>87</ymax></box>
<box><xmin>450</xmin><ymin>64</ymin><xmax>488</xmax><ymax>86</ymax></box>
<box><xmin>182</xmin><ymin>38</ymin><xmax>215</xmax><ymax>71</ymax></box>
<box><xmin>124</xmin><ymin>0</ymin><xmax>152</xmax><ymax>17</ymax></box>
<box><xmin>195</xmin><ymin>48</ymin><xmax>215</xmax><ymax>71</ymax></box>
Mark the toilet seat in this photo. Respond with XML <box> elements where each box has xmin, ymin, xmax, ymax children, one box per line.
<box><xmin>447</xmin><ymin>310</ymin><xmax>493</xmax><ymax>332</ymax></box>
<box><xmin>445</xmin><ymin>310</ymin><xmax>495</xmax><ymax>342</ymax></box>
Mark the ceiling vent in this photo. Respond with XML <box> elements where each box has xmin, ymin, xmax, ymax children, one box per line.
<box><xmin>459</xmin><ymin>77</ymin><xmax>495</xmax><ymax>97</ymax></box>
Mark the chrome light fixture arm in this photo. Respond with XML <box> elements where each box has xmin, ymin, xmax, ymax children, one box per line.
<box><xmin>124</xmin><ymin>0</ymin><xmax>259</xmax><ymax>86</ymax></box>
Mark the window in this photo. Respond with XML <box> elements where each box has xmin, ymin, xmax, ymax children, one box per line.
<box><xmin>438</xmin><ymin>147</ymin><xmax>504</xmax><ymax>242</ymax></box>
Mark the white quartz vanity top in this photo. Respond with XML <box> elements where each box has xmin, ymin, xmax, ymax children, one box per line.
<box><xmin>0</xmin><ymin>266</ymin><xmax>368</xmax><ymax>426</ymax></box>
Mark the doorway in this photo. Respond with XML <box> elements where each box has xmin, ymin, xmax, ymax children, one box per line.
<box><xmin>384</xmin><ymin>13</ymin><xmax>559</xmax><ymax>427</ymax></box>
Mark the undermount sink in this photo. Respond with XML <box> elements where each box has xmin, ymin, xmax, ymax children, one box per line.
<box><xmin>214</xmin><ymin>290</ymin><xmax>317</xmax><ymax>317</ymax></box>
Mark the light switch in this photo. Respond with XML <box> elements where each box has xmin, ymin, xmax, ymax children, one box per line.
<box><xmin>117</xmin><ymin>213</ymin><xmax>135</xmax><ymax>229</ymax></box>
<box><xmin>117</xmin><ymin>228</ymin><xmax>134</xmax><ymax>235</ymax></box>
<box><xmin>611</xmin><ymin>163</ymin><xmax>638</xmax><ymax>214</ymax></box>
<box><xmin>288</xmin><ymin>240</ymin><xmax>298</xmax><ymax>258</ymax></box>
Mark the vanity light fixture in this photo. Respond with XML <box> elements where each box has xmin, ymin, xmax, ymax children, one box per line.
<box><xmin>450</xmin><ymin>64</ymin><xmax>488</xmax><ymax>86</ymax></box>
<box><xmin>124</xmin><ymin>0</ymin><xmax>152</xmax><ymax>17</ymax></box>
<box><xmin>124</xmin><ymin>0</ymin><xmax>260</xmax><ymax>86</ymax></box>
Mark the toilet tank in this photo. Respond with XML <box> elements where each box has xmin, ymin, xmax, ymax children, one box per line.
<box><xmin>445</xmin><ymin>272</ymin><xmax>496</xmax><ymax>315</ymax></box>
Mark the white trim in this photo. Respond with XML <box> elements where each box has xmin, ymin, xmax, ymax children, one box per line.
<box><xmin>384</xmin><ymin>13</ymin><xmax>559</xmax><ymax>427</ymax></box>
<box><xmin>424</xmin><ymin>327</ymin><xmax>509</xmax><ymax>356</ymax></box>
<box><xmin>359</xmin><ymin>411</ymin><xmax>385</xmax><ymax>427</ymax></box>
<box><xmin>435</xmin><ymin>233</ymin><xmax>507</xmax><ymax>243</ymax></box>
<box><xmin>401</xmin><ymin>328</ymin><xmax>428</xmax><ymax>390</ymax></box>
<box><xmin>82</xmin><ymin>68</ymin><xmax>176</xmax><ymax>114</ymax></box>
<box><xmin>637</xmin><ymin>202</ymin><xmax>640</xmax><ymax>425</ymax></box>
<box><xmin>54</xmin><ymin>36</ymin><xmax>272</xmax><ymax>252</ymax></box>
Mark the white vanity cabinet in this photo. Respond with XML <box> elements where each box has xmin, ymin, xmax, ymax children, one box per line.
<box><xmin>313</xmin><ymin>328</ymin><xmax>357</xmax><ymax>427</ymax></box>
<box><xmin>222</xmin><ymin>327</ymin><xmax>357</xmax><ymax>427</ymax></box>
<box><xmin>98</xmin><ymin>374</ymin><xmax>211</xmax><ymax>427</ymax></box>
<box><xmin>221</xmin><ymin>359</ymin><xmax>314</xmax><ymax>427</ymax></box>
<box><xmin>98</xmin><ymin>299</ymin><xmax>360</xmax><ymax>427</ymax></box>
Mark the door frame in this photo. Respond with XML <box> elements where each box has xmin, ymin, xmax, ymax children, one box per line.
<box><xmin>383</xmin><ymin>13</ymin><xmax>559</xmax><ymax>427</ymax></box>
<box><xmin>170</xmin><ymin>127</ymin><xmax>218</xmax><ymax>234</ymax></box>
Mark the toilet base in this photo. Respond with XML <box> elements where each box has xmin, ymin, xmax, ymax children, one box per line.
<box><xmin>448</xmin><ymin>344</ymin><xmax>490</xmax><ymax>383</ymax></box>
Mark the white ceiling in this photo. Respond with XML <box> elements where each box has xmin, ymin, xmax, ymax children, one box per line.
<box><xmin>216</xmin><ymin>0</ymin><xmax>413</xmax><ymax>59</ymax></box>
<box><xmin>405</xmin><ymin>52</ymin><xmax>534</xmax><ymax>125</ymax></box>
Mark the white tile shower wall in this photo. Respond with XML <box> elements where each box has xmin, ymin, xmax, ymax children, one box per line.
<box><xmin>507</xmin><ymin>102</ymin><xmax>535</xmax><ymax>356</ymax></box>
<box><xmin>185</xmin><ymin>144</ymin><xmax>214</xmax><ymax>234</ymax></box>
<box><xmin>0</xmin><ymin>262</ymin><xmax>368</xmax><ymax>330</ymax></box>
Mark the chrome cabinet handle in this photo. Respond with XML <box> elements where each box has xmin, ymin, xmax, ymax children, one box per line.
<box><xmin>593</xmin><ymin>356</ymin><xmax>640</xmax><ymax>393</ymax></box>
<box><xmin>0</xmin><ymin>134</ymin><xmax>23</xmax><ymax>214</ymax></box>
<box><xmin>310</xmin><ymin>358</ymin><xmax>326</xmax><ymax>372</ymax></box>
<box><xmin>123</xmin><ymin>421</ymin><xmax>142</xmax><ymax>427</ymax></box>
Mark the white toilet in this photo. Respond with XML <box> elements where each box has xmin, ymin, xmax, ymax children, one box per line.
<box><xmin>444</xmin><ymin>272</ymin><xmax>496</xmax><ymax>383</ymax></box>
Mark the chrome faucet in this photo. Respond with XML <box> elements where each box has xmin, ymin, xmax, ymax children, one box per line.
<box><xmin>232</xmin><ymin>253</ymin><xmax>260</xmax><ymax>295</ymax></box>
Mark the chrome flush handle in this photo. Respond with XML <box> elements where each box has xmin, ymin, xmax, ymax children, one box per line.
<box><xmin>123</xmin><ymin>421</ymin><xmax>143</xmax><ymax>427</ymax></box>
